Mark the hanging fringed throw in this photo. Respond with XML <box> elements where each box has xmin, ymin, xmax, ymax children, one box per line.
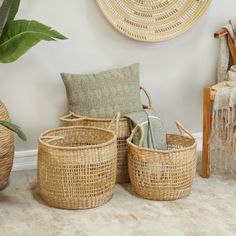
<box><xmin>210</xmin><ymin>66</ymin><xmax>236</xmax><ymax>174</ymax></box>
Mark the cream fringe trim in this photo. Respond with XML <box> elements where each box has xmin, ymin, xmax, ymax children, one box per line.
<box><xmin>210</xmin><ymin>107</ymin><xmax>236</xmax><ymax>173</ymax></box>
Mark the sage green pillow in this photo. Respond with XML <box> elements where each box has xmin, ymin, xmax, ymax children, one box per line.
<box><xmin>61</xmin><ymin>63</ymin><xmax>143</xmax><ymax>118</ymax></box>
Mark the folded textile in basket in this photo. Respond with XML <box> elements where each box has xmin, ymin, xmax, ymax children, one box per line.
<box><xmin>125</xmin><ymin>109</ymin><xmax>167</xmax><ymax>150</ymax></box>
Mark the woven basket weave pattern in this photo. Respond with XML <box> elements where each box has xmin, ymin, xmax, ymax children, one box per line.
<box><xmin>60</xmin><ymin>115</ymin><xmax>131</xmax><ymax>183</ymax></box>
<box><xmin>38</xmin><ymin>126</ymin><xmax>117</xmax><ymax>209</ymax></box>
<box><xmin>128</xmin><ymin>132</ymin><xmax>197</xmax><ymax>201</ymax></box>
<box><xmin>96</xmin><ymin>0</ymin><xmax>211</xmax><ymax>42</ymax></box>
<box><xmin>0</xmin><ymin>102</ymin><xmax>14</xmax><ymax>190</ymax></box>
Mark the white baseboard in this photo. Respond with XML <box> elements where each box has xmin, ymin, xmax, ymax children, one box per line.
<box><xmin>13</xmin><ymin>150</ymin><xmax>38</xmax><ymax>171</ymax></box>
<box><xmin>12</xmin><ymin>132</ymin><xmax>203</xmax><ymax>172</ymax></box>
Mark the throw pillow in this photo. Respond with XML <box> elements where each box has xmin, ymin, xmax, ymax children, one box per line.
<box><xmin>61</xmin><ymin>63</ymin><xmax>142</xmax><ymax>118</ymax></box>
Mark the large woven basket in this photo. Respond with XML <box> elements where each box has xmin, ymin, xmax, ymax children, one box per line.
<box><xmin>127</xmin><ymin>122</ymin><xmax>197</xmax><ymax>201</ymax></box>
<box><xmin>60</xmin><ymin>86</ymin><xmax>152</xmax><ymax>183</ymax></box>
<box><xmin>0</xmin><ymin>101</ymin><xmax>14</xmax><ymax>190</ymax></box>
<box><xmin>37</xmin><ymin>123</ymin><xmax>118</xmax><ymax>209</ymax></box>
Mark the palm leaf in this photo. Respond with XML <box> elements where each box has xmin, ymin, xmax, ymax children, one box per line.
<box><xmin>0</xmin><ymin>119</ymin><xmax>27</xmax><ymax>141</ymax></box>
<box><xmin>0</xmin><ymin>19</ymin><xmax>67</xmax><ymax>63</ymax></box>
<box><xmin>0</xmin><ymin>0</ymin><xmax>13</xmax><ymax>35</ymax></box>
<box><xmin>7</xmin><ymin>0</ymin><xmax>20</xmax><ymax>21</ymax></box>
<box><xmin>0</xmin><ymin>0</ymin><xmax>19</xmax><ymax>35</ymax></box>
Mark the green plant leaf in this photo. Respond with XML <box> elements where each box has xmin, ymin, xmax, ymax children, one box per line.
<box><xmin>0</xmin><ymin>19</ymin><xmax>67</xmax><ymax>63</ymax></box>
<box><xmin>0</xmin><ymin>119</ymin><xmax>27</xmax><ymax>141</ymax></box>
<box><xmin>7</xmin><ymin>0</ymin><xmax>20</xmax><ymax>21</ymax></box>
<box><xmin>0</xmin><ymin>0</ymin><xmax>13</xmax><ymax>36</ymax></box>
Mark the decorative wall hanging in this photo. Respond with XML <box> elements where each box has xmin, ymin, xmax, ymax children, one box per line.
<box><xmin>96</xmin><ymin>0</ymin><xmax>212</xmax><ymax>42</ymax></box>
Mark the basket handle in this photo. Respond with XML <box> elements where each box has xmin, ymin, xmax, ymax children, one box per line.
<box><xmin>176</xmin><ymin>121</ymin><xmax>194</xmax><ymax>139</ymax></box>
<box><xmin>128</xmin><ymin>124</ymin><xmax>145</xmax><ymax>147</ymax></box>
<box><xmin>60</xmin><ymin>111</ymin><xmax>89</xmax><ymax>122</ymax></box>
<box><xmin>140</xmin><ymin>86</ymin><xmax>152</xmax><ymax>109</ymax></box>
<box><xmin>69</xmin><ymin>111</ymin><xmax>87</xmax><ymax>119</ymax></box>
<box><xmin>41</xmin><ymin>135</ymin><xmax>65</xmax><ymax>143</ymax></box>
<box><xmin>108</xmin><ymin>112</ymin><xmax>121</xmax><ymax>135</ymax></box>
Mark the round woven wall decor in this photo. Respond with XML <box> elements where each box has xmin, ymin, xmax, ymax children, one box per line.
<box><xmin>96</xmin><ymin>0</ymin><xmax>211</xmax><ymax>42</ymax></box>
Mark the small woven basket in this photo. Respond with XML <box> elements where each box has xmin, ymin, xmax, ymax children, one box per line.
<box><xmin>0</xmin><ymin>102</ymin><xmax>14</xmax><ymax>190</ymax></box>
<box><xmin>37</xmin><ymin>114</ymin><xmax>119</xmax><ymax>209</ymax></box>
<box><xmin>127</xmin><ymin>122</ymin><xmax>197</xmax><ymax>201</ymax></box>
<box><xmin>60</xmin><ymin>86</ymin><xmax>152</xmax><ymax>184</ymax></box>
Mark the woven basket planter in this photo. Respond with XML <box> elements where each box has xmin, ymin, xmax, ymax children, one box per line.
<box><xmin>127</xmin><ymin>122</ymin><xmax>197</xmax><ymax>201</ymax></box>
<box><xmin>0</xmin><ymin>101</ymin><xmax>14</xmax><ymax>190</ymax></box>
<box><xmin>37</xmin><ymin>125</ymin><xmax>117</xmax><ymax>209</ymax></box>
<box><xmin>60</xmin><ymin>86</ymin><xmax>152</xmax><ymax>184</ymax></box>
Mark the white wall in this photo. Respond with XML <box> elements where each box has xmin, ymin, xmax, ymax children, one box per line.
<box><xmin>0</xmin><ymin>0</ymin><xmax>235</xmax><ymax>151</ymax></box>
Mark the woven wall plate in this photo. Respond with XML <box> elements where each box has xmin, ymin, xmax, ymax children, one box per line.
<box><xmin>96</xmin><ymin>0</ymin><xmax>212</xmax><ymax>42</ymax></box>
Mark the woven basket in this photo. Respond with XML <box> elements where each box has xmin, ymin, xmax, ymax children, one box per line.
<box><xmin>37</xmin><ymin>115</ymin><xmax>119</xmax><ymax>209</ymax></box>
<box><xmin>0</xmin><ymin>101</ymin><xmax>14</xmax><ymax>190</ymax></box>
<box><xmin>127</xmin><ymin>122</ymin><xmax>197</xmax><ymax>201</ymax></box>
<box><xmin>60</xmin><ymin>86</ymin><xmax>152</xmax><ymax>183</ymax></box>
<box><xmin>96</xmin><ymin>0</ymin><xmax>212</xmax><ymax>42</ymax></box>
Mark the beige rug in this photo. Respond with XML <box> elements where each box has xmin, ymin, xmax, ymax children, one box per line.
<box><xmin>0</xmin><ymin>170</ymin><xmax>236</xmax><ymax>236</ymax></box>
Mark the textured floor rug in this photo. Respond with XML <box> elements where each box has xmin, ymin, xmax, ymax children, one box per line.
<box><xmin>0</xmin><ymin>170</ymin><xmax>236</xmax><ymax>236</ymax></box>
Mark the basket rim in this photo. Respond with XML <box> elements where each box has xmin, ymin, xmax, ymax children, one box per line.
<box><xmin>127</xmin><ymin>133</ymin><xmax>197</xmax><ymax>154</ymax></box>
<box><xmin>60</xmin><ymin>113</ymin><xmax>128</xmax><ymax>122</ymax></box>
<box><xmin>39</xmin><ymin>126</ymin><xmax>117</xmax><ymax>150</ymax></box>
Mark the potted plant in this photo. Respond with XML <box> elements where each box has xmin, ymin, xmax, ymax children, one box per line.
<box><xmin>0</xmin><ymin>0</ymin><xmax>67</xmax><ymax>189</ymax></box>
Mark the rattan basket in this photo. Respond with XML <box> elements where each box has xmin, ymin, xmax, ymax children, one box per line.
<box><xmin>37</xmin><ymin>115</ymin><xmax>119</xmax><ymax>209</ymax></box>
<box><xmin>0</xmin><ymin>101</ymin><xmax>14</xmax><ymax>190</ymax></box>
<box><xmin>127</xmin><ymin>122</ymin><xmax>197</xmax><ymax>201</ymax></box>
<box><xmin>60</xmin><ymin>87</ymin><xmax>152</xmax><ymax>184</ymax></box>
